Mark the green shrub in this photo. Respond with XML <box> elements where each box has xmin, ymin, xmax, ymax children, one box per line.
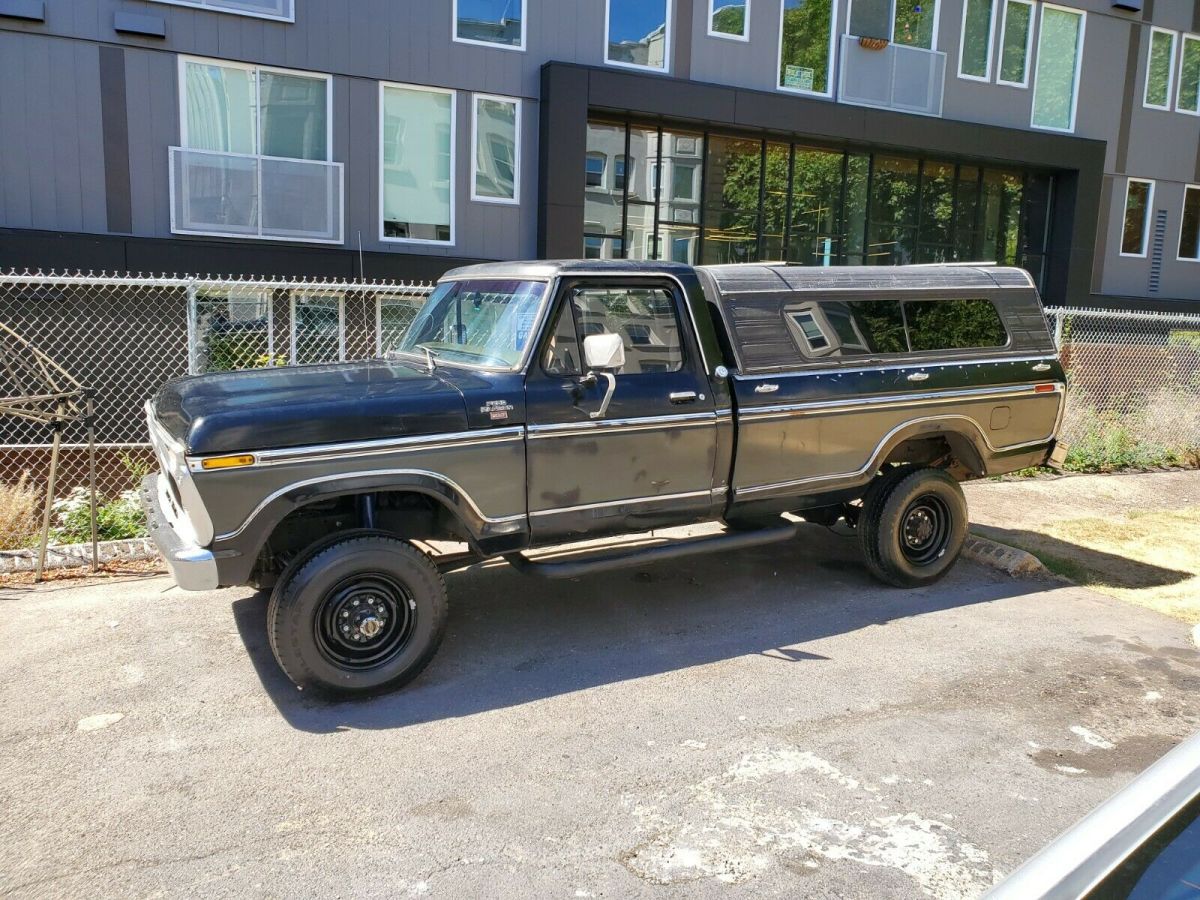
<box><xmin>50</xmin><ymin>487</ymin><xmax>146</xmax><ymax>544</ymax></box>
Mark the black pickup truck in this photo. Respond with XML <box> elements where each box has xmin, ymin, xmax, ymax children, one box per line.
<box><xmin>143</xmin><ymin>261</ymin><xmax>1065</xmax><ymax>696</ymax></box>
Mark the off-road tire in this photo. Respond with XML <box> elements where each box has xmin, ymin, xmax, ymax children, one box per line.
<box><xmin>267</xmin><ymin>533</ymin><xmax>448</xmax><ymax>698</ymax></box>
<box><xmin>859</xmin><ymin>466</ymin><xmax>967</xmax><ymax>588</ymax></box>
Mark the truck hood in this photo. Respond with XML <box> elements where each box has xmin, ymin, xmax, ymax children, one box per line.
<box><xmin>153</xmin><ymin>360</ymin><xmax>470</xmax><ymax>456</ymax></box>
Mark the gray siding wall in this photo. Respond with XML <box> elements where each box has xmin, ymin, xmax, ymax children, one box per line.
<box><xmin>0</xmin><ymin>0</ymin><xmax>1197</xmax><ymax>300</ymax></box>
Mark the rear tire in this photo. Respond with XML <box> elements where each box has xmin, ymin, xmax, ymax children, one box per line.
<box><xmin>859</xmin><ymin>467</ymin><xmax>967</xmax><ymax>588</ymax></box>
<box><xmin>267</xmin><ymin>534</ymin><xmax>448</xmax><ymax>698</ymax></box>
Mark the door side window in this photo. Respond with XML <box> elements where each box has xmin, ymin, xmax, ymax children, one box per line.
<box><xmin>542</xmin><ymin>299</ymin><xmax>582</xmax><ymax>375</ymax></box>
<box><xmin>570</xmin><ymin>286</ymin><xmax>684</xmax><ymax>375</ymax></box>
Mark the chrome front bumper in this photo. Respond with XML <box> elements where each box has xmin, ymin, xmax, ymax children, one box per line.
<box><xmin>140</xmin><ymin>473</ymin><xmax>219</xmax><ymax>591</ymax></box>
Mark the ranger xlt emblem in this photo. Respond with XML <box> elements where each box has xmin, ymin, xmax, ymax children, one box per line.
<box><xmin>755</xmin><ymin>383</ymin><xmax>780</xmax><ymax>394</ymax></box>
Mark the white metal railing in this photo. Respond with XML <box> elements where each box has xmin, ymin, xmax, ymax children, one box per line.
<box><xmin>169</xmin><ymin>148</ymin><xmax>345</xmax><ymax>244</ymax></box>
<box><xmin>837</xmin><ymin>34</ymin><xmax>946</xmax><ymax>117</ymax></box>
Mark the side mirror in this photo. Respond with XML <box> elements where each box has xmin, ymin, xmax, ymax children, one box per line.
<box><xmin>583</xmin><ymin>332</ymin><xmax>625</xmax><ymax>372</ymax></box>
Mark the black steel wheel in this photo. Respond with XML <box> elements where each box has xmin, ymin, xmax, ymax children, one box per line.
<box><xmin>267</xmin><ymin>533</ymin><xmax>447</xmax><ymax>697</ymax></box>
<box><xmin>859</xmin><ymin>467</ymin><xmax>967</xmax><ymax>588</ymax></box>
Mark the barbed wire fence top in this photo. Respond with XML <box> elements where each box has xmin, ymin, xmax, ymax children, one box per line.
<box><xmin>0</xmin><ymin>271</ymin><xmax>433</xmax><ymax>552</ymax></box>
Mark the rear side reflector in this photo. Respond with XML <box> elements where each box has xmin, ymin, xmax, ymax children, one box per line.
<box><xmin>1034</xmin><ymin>384</ymin><xmax>1058</xmax><ymax>394</ymax></box>
<box><xmin>200</xmin><ymin>454</ymin><xmax>256</xmax><ymax>470</ymax></box>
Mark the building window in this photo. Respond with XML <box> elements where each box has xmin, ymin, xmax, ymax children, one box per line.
<box><xmin>778</xmin><ymin>0</ymin><xmax>837</xmax><ymax>96</ymax></box>
<box><xmin>614</xmin><ymin>156</ymin><xmax>628</xmax><ymax>192</ymax></box>
<box><xmin>709</xmin><ymin>0</ymin><xmax>750</xmax><ymax>40</ymax></box>
<box><xmin>606</xmin><ymin>0</ymin><xmax>672</xmax><ymax>72</ymax></box>
<box><xmin>1120</xmin><ymin>178</ymin><xmax>1154</xmax><ymax>257</ymax></box>
<box><xmin>472</xmin><ymin>94</ymin><xmax>520</xmax><ymax>204</ymax></box>
<box><xmin>453</xmin><ymin>0</ymin><xmax>525</xmax><ymax>50</ymax></box>
<box><xmin>1144</xmin><ymin>27</ymin><xmax>1177</xmax><ymax>111</ymax></box>
<box><xmin>380</xmin><ymin>83</ymin><xmax>455</xmax><ymax>244</ymax></box>
<box><xmin>1030</xmin><ymin>4</ymin><xmax>1085</xmax><ymax>132</ymax></box>
<box><xmin>584</xmin><ymin>118</ymin><xmax>1053</xmax><ymax>280</ymax></box>
<box><xmin>172</xmin><ymin>58</ymin><xmax>341</xmax><ymax>243</ymax></box>
<box><xmin>1178</xmin><ymin>185</ymin><xmax>1199</xmax><ymax>261</ymax></box>
<box><xmin>957</xmin><ymin>0</ymin><xmax>995</xmax><ymax>81</ymax></box>
<box><xmin>996</xmin><ymin>0</ymin><xmax>1033</xmax><ymax>87</ymax></box>
<box><xmin>147</xmin><ymin>0</ymin><xmax>293</xmax><ymax>22</ymax></box>
<box><xmin>1179</xmin><ymin>35</ymin><xmax>1200</xmax><ymax>114</ymax></box>
<box><xmin>586</xmin><ymin>153</ymin><xmax>607</xmax><ymax>188</ymax></box>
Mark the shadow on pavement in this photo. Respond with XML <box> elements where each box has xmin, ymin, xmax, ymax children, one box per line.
<box><xmin>972</xmin><ymin>524</ymin><xmax>1192</xmax><ymax>589</ymax></box>
<box><xmin>233</xmin><ymin>524</ymin><xmax>1051</xmax><ymax>733</ymax></box>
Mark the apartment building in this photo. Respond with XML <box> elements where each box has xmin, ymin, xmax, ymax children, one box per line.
<box><xmin>0</xmin><ymin>0</ymin><xmax>1197</xmax><ymax>308</ymax></box>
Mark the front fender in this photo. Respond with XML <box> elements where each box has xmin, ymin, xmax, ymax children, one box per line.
<box><xmin>211</xmin><ymin>470</ymin><xmax>529</xmax><ymax>585</ymax></box>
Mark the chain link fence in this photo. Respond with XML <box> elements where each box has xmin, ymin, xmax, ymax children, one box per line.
<box><xmin>0</xmin><ymin>272</ymin><xmax>432</xmax><ymax>552</ymax></box>
<box><xmin>1045</xmin><ymin>306</ymin><xmax>1200</xmax><ymax>470</ymax></box>
<box><xmin>3</xmin><ymin>271</ymin><xmax>1198</xmax><ymax>553</ymax></box>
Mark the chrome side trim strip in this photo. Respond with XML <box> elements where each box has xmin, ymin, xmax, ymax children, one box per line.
<box><xmin>215</xmin><ymin>468</ymin><xmax>526</xmax><ymax>543</ymax></box>
<box><xmin>738</xmin><ymin>383</ymin><xmax>1062</xmax><ymax>422</ymax></box>
<box><xmin>731</xmin><ymin>354</ymin><xmax>1059</xmax><ymax>381</ymax></box>
<box><xmin>734</xmin><ymin>412</ymin><xmax>1059</xmax><ymax>498</ymax></box>
<box><xmin>527</xmin><ymin>412</ymin><xmax>717</xmax><ymax>439</ymax></box>
<box><xmin>530</xmin><ymin>489</ymin><xmax>715</xmax><ymax>518</ymax></box>
<box><xmin>189</xmin><ymin>427</ymin><xmax>525</xmax><ymax>471</ymax></box>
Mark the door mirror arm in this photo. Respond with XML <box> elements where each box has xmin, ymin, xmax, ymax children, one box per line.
<box><xmin>587</xmin><ymin>371</ymin><xmax>617</xmax><ymax>420</ymax></box>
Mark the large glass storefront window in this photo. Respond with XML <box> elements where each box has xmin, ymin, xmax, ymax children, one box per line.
<box><xmin>584</xmin><ymin>120</ymin><xmax>1055</xmax><ymax>287</ymax></box>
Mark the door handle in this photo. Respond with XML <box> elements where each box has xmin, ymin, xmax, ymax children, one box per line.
<box><xmin>669</xmin><ymin>391</ymin><xmax>698</xmax><ymax>404</ymax></box>
<box><xmin>907</xmin><ymin>372</ymin><xmax>930</xmax><ymax>382</ymax></box>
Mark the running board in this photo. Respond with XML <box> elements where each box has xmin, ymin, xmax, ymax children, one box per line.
<box><xmin>503</xmin><ymin>524</ymin><xmax>798</xmax><ymax>580</ymax></box>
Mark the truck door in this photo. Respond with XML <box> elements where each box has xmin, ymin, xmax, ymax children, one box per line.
<box><xmin>524</xmin><ymin>277</ymin><xmax>720</xmax><ymax>541</ymax></box>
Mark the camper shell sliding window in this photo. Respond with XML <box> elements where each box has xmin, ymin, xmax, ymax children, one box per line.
<box><xmin>695</xmin><ymin>264</ymin><xmax>1055</xmax><ymax>374</ymax></box>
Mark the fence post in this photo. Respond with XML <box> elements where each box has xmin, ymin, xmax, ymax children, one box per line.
<box><xmin>1052</xmin><ymin>310</ymin><xmax>1064</xmax><ymax>350</ymax></box>
<box><xmin>186</xmin><ymin>277</ymin><xmax>199</xmax><ymax>375</ymax></box>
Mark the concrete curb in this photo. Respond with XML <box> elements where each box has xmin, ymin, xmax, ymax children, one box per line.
<box><xmin>962</xmin><ymin>533</ymin><xmax>1050</xmax><ymax>579</ymax></box>
<box><xmin>0</xmin><ymin>538</ymin><xmax>158</xmax><ymax>574</ymax></box>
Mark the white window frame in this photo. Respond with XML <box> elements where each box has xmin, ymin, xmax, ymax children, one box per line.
<box><xmin>586</xmin><ymin>152</ymin><xmax>608</xmax><ymax>189</ymax></box>
<box><xmin>1119</xmin><ymin>177</ymin><xmax>1155</xmax><ymax>259</ymax></box>
<box><xmin>957</xmin><ymin>0</ymin><xmax>997</xmax><ymax>82</ymax></box>
<box><xmin>776</xmin><ymin>0</ymin><xmax>840</xmax><ymax>99</ymax></box>
<box><xmin>1143</xmin><ymin>26</ymin><xmax>1178</xmax><ymax>112</ymax></box>
<box><xmin>146</xmin><ymin>0</ymin><xmax>293</xmax><ymax>23</ymax></box>
<box><xmin>708</xmin><ymin>0</ymin><xmax>751</xmax><ymax>42</ymax></box>
<box><xmin>1029</xmin><ymin>3</ymin><xmax>1086</xmax><ymax>133</ymax></box>
<box><xmin>289</xmin><ymin>292</ymin><xmax>346</xmax><ymax>365</ymax></box>
<box><xmin>378</xmin><ymin>81</ymin><xmax>458</xmax><ymax>247</ymax></box>
<box><xmin>1175</xmin><ymin>32</ymin><xmax>1200</xmax><ymax>115</ymax></box>
<box><xmin>845</xmin><ymin>0</ymin><xmax>943</xmax><ymax>50</ymax></box>
<box><xmin>1179</xmin><ymin>184</ymin><xmax>1200</xmax><ymax>262</ymax></box>
<box><xmin>995</xmin><ymin>0</ymin><xmax>1035</xmax><ymax>88</ymax></box>
<box><xmin>604</xmin><ymin>0</ymin><xmax>674</xmax><ymax>74</ymax></box>
<box><xmin>174</xmin><ymin>56</ymin><xmax>341</xmax><ymax>245</ymax></box>
<box><xmin>470</xmin><ymin>93</ymin><xmax>521</xmax><ymax>205</ymax></box>
<box><xmin>451</xmin><ymin>0</ymin><xmax>527</xmax><ymax>52</ymax></box>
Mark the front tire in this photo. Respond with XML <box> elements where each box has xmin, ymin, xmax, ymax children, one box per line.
<box><xmin>859</xmin><ymin>467</ymin><xmax>967</xmax><ymax>588</ymax></box>
<box><xmin>267</xmin><ymin>534</ymin><xmax>448</xmax><ymax>698</ymax></box>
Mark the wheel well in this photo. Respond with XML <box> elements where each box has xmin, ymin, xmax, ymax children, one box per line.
<box><xmin>253</xmin><ymin>490</ymin><xmax>469</xmax><ymax>580</ymax></box>
<box><xmin>881</xmin><ymin>432</ymin><xmax>985</xmax><ymax>481</ymax></box>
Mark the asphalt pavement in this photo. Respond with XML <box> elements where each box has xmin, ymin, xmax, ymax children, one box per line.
<box><xmin>2</xmin><ymin>523</ymin><xmax>1198</xmax><ymax>899</ymax></box>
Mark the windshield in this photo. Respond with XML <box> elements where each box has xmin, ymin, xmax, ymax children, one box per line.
<box><xmin>390</xmin><ymin>279</ymin><xmax>546</xmax><ymax>369</ymax></box>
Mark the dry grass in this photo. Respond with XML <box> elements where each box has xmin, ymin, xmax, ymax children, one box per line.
<box><xmin>1029</xmin><ymin>508</ymin><xmax>1200</xmax><ymax>625</ymax></box>
<box><xmin>0</xmin><ymin>474</ymin><xmax>42</xmax><ymax>550</ymax></box>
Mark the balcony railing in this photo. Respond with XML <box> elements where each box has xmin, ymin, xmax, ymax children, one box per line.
<box><xmin>169</xmin><ymin>148</ymin><xmax>344</xmax><ymax>245</ymax></box>
<box><xmin>837</xmin><ymin>35</ymin><xmax>946</xmax><ymax>117</ymax></box>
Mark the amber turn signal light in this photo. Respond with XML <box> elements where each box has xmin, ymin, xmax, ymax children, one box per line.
<box><xmin>1033</xmin><ymin>384</ymin><xmax>1058</xmax><ymax>393</ymax></box>
<box><xmin>200</xmin><ymin>454</ymin><xmax>256</xmax><ymax>470</ymax></box>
